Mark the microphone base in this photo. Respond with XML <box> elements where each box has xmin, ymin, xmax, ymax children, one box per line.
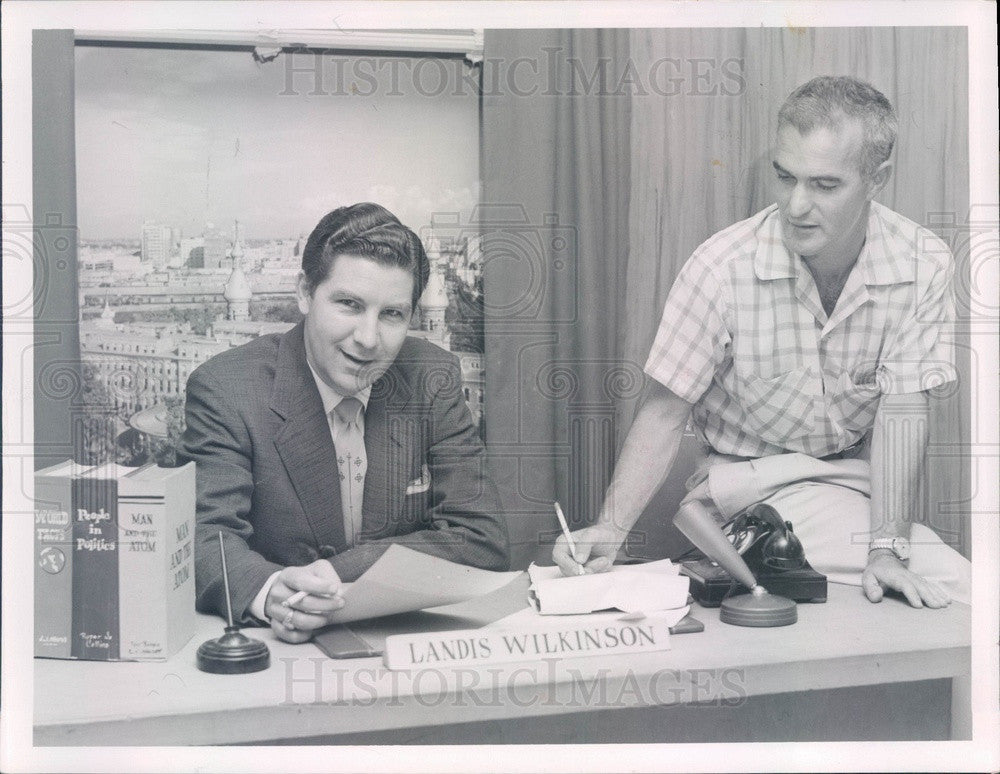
<box><xmin>719</xmin><ymin>591</ymin><xmax>797</xmax><ymax>627</ymax></box>
<box><xmin>197</xmin><ymin>626</ymin><xmax>271</xmax><ymax>674</ymax></box>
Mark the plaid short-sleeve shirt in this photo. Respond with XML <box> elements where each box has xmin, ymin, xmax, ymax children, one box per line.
<box><xmin>644</xmin><ymin>202</ymin><xmax>957</xmax><ymax>459</ymax></box>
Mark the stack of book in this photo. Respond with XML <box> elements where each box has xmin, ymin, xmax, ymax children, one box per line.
<box><xmin>34</xmin><ymin>461</ymin><xmax>197</xmax><ymax>661</ymax></box>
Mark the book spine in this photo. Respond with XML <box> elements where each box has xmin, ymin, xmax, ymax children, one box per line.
<box><xmin>384</xmin><ymin>617</ymin><xmax>672</xmax><ymax>670</ymax></box>
<box><xmin>34</xmin><ymin>471</ymin><xmax>75</xmax><ymax>658</ymax></box>
<box><xmin>70</xmin><ymin>474</ymin><xmax>120</xmax><ymax>660</ymax></box>
<box><xmin>118</xmin><ymin>463</ymin><xmax>197</xmax><ymax>660</ymax></box>
<box><xmin>117</xmin><ymin>489</ymin><xmax>167</xmax><ymax>660</ymax></box>
<box><xmin>165</xmin><ymin>464</ymin><xmax>196</xmax><ymax>657</ymax></box>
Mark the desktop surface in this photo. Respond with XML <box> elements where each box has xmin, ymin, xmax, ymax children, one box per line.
<box><xmin>34</xmin><ymin>575</ymin><xmax>970</xmax><ymax>746</ymax></box>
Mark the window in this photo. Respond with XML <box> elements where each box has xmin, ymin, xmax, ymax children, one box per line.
<box><xmin>71</xmin><ymin>31</ymin><xmax>487</xmax><ymax>458</ymax></box>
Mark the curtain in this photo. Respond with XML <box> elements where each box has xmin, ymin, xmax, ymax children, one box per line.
<box><xmin>482</xmin><ymin>30</ymin><xmax>632</xmax><ymax>569</ymax></box>
<box><xmin>483</xmin><ymin>27</ymin><xmax>970</xmax><ymax>566</ymax></box>
<box><xmin>33</xmin><ymin>30</ymin><xmax>83</xmax><ymax>470</ymax></box>
<box><xmin>627</xmin><ymin>27</ymin><xmax>970</xmax><ymax>556</ymax></box>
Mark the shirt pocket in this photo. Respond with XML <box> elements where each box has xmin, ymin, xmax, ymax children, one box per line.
<box><xmin>738</xmin><ymin>366</ymin><xmax>817</xmax><ymax>446</ymax></box>
<box><xmin>828</xmin><ymin>370</ymin><xmax>882</xmax><ymax>433</ymax></box>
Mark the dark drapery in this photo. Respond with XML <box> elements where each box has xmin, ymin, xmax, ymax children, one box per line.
<box><xmin>32</xmin><ymin>30</ymin><xmax>82</xmax><ymax>470</ymax></box>
<box><xmin>627</xmin><ymin>27</ymin><xmax>970</xmax><ymax>556</ymax></box>
<box><xmin>482</xmin><ymin>30</ymin><xmax>632</xmax><ymax>568</ymax></box>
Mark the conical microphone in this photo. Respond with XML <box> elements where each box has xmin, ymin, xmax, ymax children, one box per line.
<box><xmin>674</xmin><ymin>500</ymin><xmax>796</xmax><ymax>627</ymax></box>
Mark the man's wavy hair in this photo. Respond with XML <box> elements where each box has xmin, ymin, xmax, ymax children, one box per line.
<box><xmin>301</xmin><ymin>203</ymin><xmax>430</xmax><ymax>308</ymax></box>
<box><xmin>778</xmin><ymin>76</ymin><xmax>898</xmax><ymax>179</ymax></box>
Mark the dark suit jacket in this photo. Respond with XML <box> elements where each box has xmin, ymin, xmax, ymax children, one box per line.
<box><xmin>180</xmin><ymin>322</ymin><xmax>508</xmax><ymax>621</ymax></box>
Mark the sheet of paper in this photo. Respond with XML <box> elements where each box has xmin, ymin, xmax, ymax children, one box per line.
<box><xmin>527</xmin><ymin>559</ymin><xmax>690</xmax><ymax>615</ymax></box>
<box><xmin>314</xmin><ymin>575</ymin><xmax>532</xmax><ymax>658</ymax></box>
<box><xmin>325</xmin><ymin>544</ymin><xmax>522</xmax><ymax>624</ymax></box>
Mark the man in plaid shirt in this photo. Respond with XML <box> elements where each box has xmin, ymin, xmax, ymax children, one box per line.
<box><xmin>554</xmin><ymin>76</ymin><xmax>971</xmax><ymax>607</ymax></box>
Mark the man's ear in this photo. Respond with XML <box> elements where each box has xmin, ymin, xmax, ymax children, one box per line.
<box><xmin>295</xmin><ymin>271</ymin><xmax>311</xmax><ymax>315</ymax></box>
<box><xmin>868</xmin><ymin>160</ymin><xmax>893</xmax><ymax>199</ymax></box>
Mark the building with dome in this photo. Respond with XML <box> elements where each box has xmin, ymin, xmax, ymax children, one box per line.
<box><xmin>417</xmin><ymin>235</ymin><xmax>451</xmax><ymax>349</ymax></box>
<box><xmin>223</xmin><ymin>264</ymin><xmax>253</xmax><ymax>322</ymax></box>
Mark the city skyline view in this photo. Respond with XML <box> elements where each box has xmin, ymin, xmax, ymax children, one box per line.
<box><xmin>75</xmin><ymin>212</ymin><xmax>487</xmax><ymax>466</ymax></box>
<box><xmin>74</xmin><ymin>45</ymin><xmax>480</xmax><ymax>240</ymax></box>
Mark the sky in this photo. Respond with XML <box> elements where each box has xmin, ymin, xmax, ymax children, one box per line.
<box><xmin>74</xmin><ymin>45</ymin><xmax>480</xmax><ymax>240</ymax></box>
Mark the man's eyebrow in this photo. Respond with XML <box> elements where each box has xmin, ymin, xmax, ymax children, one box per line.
<box><xmin>771</xmin><ymin>161</ymin><xmax>842</xmax><ymax>183</ymax></box>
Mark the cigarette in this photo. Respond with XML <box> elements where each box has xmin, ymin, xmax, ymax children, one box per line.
<box><xmin>283</xmin><ymin>590</ymin><xmax>309</xmax><ymax>608</ymax></box>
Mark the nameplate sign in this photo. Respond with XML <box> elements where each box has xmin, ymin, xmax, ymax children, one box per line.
<box><xmin>383</xmin><ymin>615</ymin><xmax>673</xmax><ymax>670</ymax></box>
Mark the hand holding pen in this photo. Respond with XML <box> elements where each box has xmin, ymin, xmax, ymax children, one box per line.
<box><xmin>551</xmin><ymin>502</ymin><xmax>624</xmax><ymax>578</ymax></box>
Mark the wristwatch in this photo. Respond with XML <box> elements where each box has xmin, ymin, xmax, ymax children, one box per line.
<box><xmin>869</xmin><ymin>536</ymin><xmax>911</xmax><ymax>562</ymax></box>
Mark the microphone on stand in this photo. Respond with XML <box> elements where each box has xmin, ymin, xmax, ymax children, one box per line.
<box><xmin>674</xmin><ymin>500</ymin><xmax>797</xmax><ymax>627</ymax></box>
<box><xmin>196</xmin><ymin>532</ymin><xmax>271</xmax><ymax>673</ymax></box>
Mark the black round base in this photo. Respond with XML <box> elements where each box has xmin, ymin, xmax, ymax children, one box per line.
<box><xmin>197</xmin><ymin>626</ymin><xmax>270</xmax><ymax>674</ymax></box>
<box><xmin>720</xmin><ymin>592</ymin><xmax>797</xmax><ymax>627</ymax></box>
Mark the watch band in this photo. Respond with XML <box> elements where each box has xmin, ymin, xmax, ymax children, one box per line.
<box><xmin>869</xmin><ymin>537</ymin><xmax>910</xmax><ymax>561</ymax></box>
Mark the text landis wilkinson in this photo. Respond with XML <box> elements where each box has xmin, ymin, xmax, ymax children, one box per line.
<box><xmin>383</xmin><ymin>616</ymin><xmax>673</xmax><ymax>670</ymax></box>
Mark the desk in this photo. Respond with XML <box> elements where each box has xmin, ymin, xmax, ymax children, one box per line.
<box><xmin>34</xmin><ymin>578</ymin><xmax>970</xmax><ymax>746</ymax></box>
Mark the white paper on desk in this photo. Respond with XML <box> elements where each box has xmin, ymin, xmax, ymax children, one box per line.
<box><xmin>528</xmin><ymin>559</ymin><xmax>690</xmax><ymax>615</ymax></box>
<box><xmin>326</xmin><ymin>544</ymin><xmax>522</xmax><ymax>624</ymax></box>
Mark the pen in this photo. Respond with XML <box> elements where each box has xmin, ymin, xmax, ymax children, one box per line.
<box><xmin>554</xmin><ymin>501</ymin><xmax>585</xmax><ymax>576</ymax></box>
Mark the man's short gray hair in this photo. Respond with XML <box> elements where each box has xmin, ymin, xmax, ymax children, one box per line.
<box><xmin>777</xmin><ymin>76</ymin><xmax>898</xmax><ymax>178</ymax></box>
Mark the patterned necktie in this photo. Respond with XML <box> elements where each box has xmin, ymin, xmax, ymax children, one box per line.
<box><xmin>333</xmin><ymin>396</ymin><xmax>367</xmax><ymax>547</ymax></box>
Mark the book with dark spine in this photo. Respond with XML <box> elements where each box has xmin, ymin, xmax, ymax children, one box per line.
<box><xmin>70</xmin><ymin>464</ymin><xmax>121</xmax><ymax>660</ymax></box>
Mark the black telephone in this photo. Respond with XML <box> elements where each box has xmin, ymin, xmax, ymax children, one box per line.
<box><xmin>680</xmin><ymin>503</ymin><xmax>827</xmax><ymax>606</ymax></box>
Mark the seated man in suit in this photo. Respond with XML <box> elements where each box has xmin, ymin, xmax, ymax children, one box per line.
<box><xmin>553</xmin><ymin>76</ymin><xmax>970</xmax><ymax>607</ymax></box>
<box><xmin>182</xmin><ymin>203</ymin><xmax>508</xmax><ymax>643</ymax></box>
